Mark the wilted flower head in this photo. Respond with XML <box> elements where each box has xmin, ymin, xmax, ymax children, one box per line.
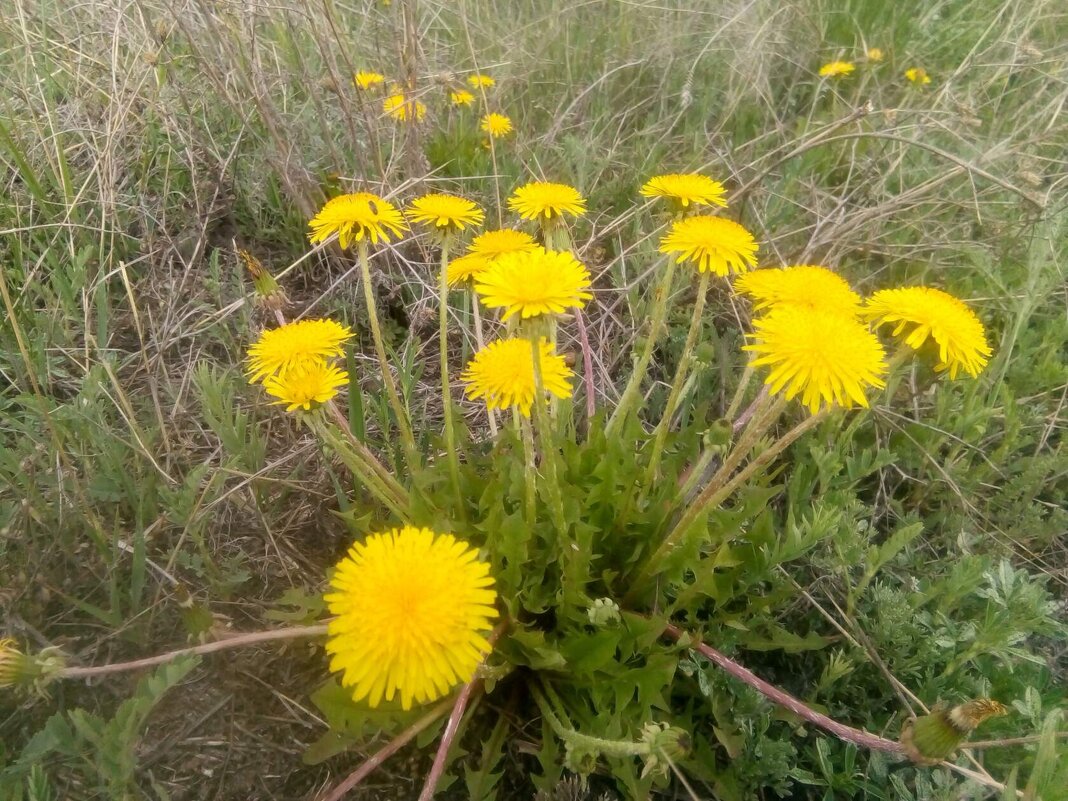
<box><xmin>659</xmin><ymin>215</ymin><xmax>758</xmax><ymax>276</ymax></box>
<box><xmin>475</xmin><ymin>248</ymin><xmax>592</xmax><ymax>320</ymax></box>
<box><xmin>905</xmin><ymin>67</ymin><xmax>932</xmax><ymax>85</ymax></box>
<box><xmin>308</xmin><ymin>192</ymin><xmax>407</xmax><ymax>249</ymax></box>
<box><xmin>734</xmin><ymin>265</ymin><xmax>861</xmax><ymax>316</ymax></box>
<box><xmin>407</xmin><ymin>193</ymin><xmax>484</xmax><ymax>236</ymax></box>
<box><xmin>745</xmin><ymin>306</ymin><xmax>888</xmax><ymax>414</ymax></box>
<box><xmin>640</xmin><ymin>173</ymin><xmax>728</xmax><ymax>210</ymax></box>
<box><xmin>263</xmin><ymin>360</ymin><xmax>348</xmax><ymax>412</ymax></box>
<box><xmin>462</xmin><ymin>337</ymin><xmax>573</xmax><ymax>416</ymax></box>
<box><xmin>449</xmin><ymin>89</ymin><xmax>475</xmax><ymax>106</ymax></box>
<box><xmin>354</xmin><ymin>70</ymin><xmax>385</xmax><ymax>90</ymax></box>
<box><xmin>324</xmin><ymin>526</ymin><xmax>497</xmax><ymax>710</ymax></box>
<box><xmin>238</xmin><ymin>248</ymin><xmax>287</xmax><ymax>312</ymax></box>
<box><xmin>819</xmin><ymin>61</ymin><xmax>855</xmax><ymax>78</ymax></box>
<box><xmin>863</xmin><ymin>286</ymin><xmax>991</xmax><ymax>378</ymax></box>
<box><xmin>246</xmin><ymin>318</ymin><xmax>354</xmax><ymax>383</ymax></box>
<box><xmin>480</xmin><ymin>112</ymin><xmax>513</xmax><ymax>138</ymax></box>
<box><xmin>383</xmin><ymin>93</ymin><xmax>427</xmax><ymax>122</ymax></box>
<box><xmin>508</xmin><ymin>182</ymin><xmax>587</xmax><ymax>222</ymax></box>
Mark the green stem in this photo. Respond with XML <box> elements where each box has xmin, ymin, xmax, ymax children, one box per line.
<box><xmin>528</xmin><ymin>334</ymin><xmax>568</xmax><ymax>534</ymax></box>
<box><xmin>529</xmin><ymin>681</ymin><xmax>649</xmax><ymax>759</ymax></box>
<box><xmin>326</xmin><ymin>401</ymin><xmax>410</xmax><ymax>508</ymax></box>
<box><xmin>606</xmin><ymin>256</ymin><xmax>678</xmax><ymax>437</ymax></box>
<box><xmin>311</xmin><ymin>415</ymin><xmax>408</xmax><ymax>519</ymax></box>
<box><xmin>641</xmin><ymin>271</ymin><xmax>710</xmax><ymax>488</ymax></box>
<box><xmin>438</xmin><ymin>241</ymin><xmax>463</xmax><ymax>512</ymax></box>
<box><xmin>518</xmin><ymin>410</ymin><xmax>537</xmax><ymax>527</ymax></box>
<box><xmin>725</xmin><ymin>362</ymin><xmax>755</xmax><ymax>420</ymax></box>
<box><xmin>628</xmin><ymin>402</ymin><xmax>824</xmax><ymax>602</ymax></box>
<box><xmin>471</xmin><ymin>290</ymin><xmax>498</xmax><ymax>435</ymax></box>
<box><xmin>357</xmin><ymin>241</ymin><xmax>420</xmax><ymax>469</ymax></box>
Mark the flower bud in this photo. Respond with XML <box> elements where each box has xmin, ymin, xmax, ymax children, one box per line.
<box><xmin>587</xmin><ymin>598</ymin><xmax>621</xmax><ymax>628</ymax></box>
<box><xmin>900</xmin><ymin>699</ymin><xmax>1007</xmax><ymax>764</ymax></box>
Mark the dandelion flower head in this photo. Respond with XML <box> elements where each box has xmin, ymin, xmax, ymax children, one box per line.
<box><xmin>447</xmin><ymin>253</ymin><xmax>491</xmax><ymax>286</ymax></box>
<box><xmin>308</xmin><ymin>192</ymin><xmax>407</xmax><ymax>249</ymax></box>
<box><xmin>467</xmin><ymin>74</ymin><xmax>495</xmax><ymax>88</ymax></box>
<box><xmin>905</xmin><ymin>67</ymin><xmax>931</xmax><ymax>85</ymax></box>
<box><xmin>745</xmin><ymin>306</ymin><xmax>888</xmax><ymax>414</ymax></box>
<box><xmin>449</xmin><ymin>89</ymin><xmax>475</xmax><ymax>106</ymax></box>
<box><xmin>640</xmin><ymin>173</ymin><xmax>728</xmax><ymax>210</ymax></box>
<box><xmin>659</xmin><ymin>215</ymin><xmax>758</xmax><ymax>276</ymax></box>
<box><xmin>481</xmin><ymin>112</ymin><xmax>513</xmax><ymax>138</ymax></box>
<box><xmin>462</xmin><ymin>337</ymin><xmax>573</xmax><ymax>416</ymax></box>
<box><xmin>863</xmin><ymin>286</ymin><xmax>991</xmax><ymax>378</ymax></box>
<box><xmin>407</xmin><ymin>193</ymin><xmax>484</xmax><ymax>235</ymax></box>
<box><xmin>325</xmin><ymin>526</ymin><xmax>497</xmax><ymax>710</ymax></box>
<box><xmin>734</xmin><ymin>265</ymin><xmax>862</xmax><ymax>316</ymax></box>
<box><xmin>354</xmin><ymin>70</ymin><xmax>385</xmax><ymax>90</ymax></box>
<box><xmin>508</xmin><ymin>181</ymin><xmax>587</xmax><ymax>222</ymax></box>
<box><xmin>867</xmin><ymin>48</ymin><xmax>884</xmax><ymax>62</ymax></box>
<box><xmin>819</xmin><ymin>61</ymin><xmax>855</xmax><ymax>78</ymax></box>
<box><xmin>383</xmin><ymin>93</ymin><xmax>427</xmax><ymax>122</ymax></box>
<box><xmin>263</xmin><ymin>360</ymin><xmax>348</xmax><ymax>412</ymax></box>
<box><xmin>247</xmin><ymin>318</ymin><xmax>354</xmax><ymax>383</ymax></box>
<box><xmin>467</xmin><ymin>229</ymin><xmax>539</xmax><ymax>262</ymax></box>
<box><xmin>475</xmin><ymin>248</ymin><xmax>592</xmax><ymax>320</ymax></box>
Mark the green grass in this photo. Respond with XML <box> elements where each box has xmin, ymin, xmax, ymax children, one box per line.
<box><xmin>1</xmin><ymin>0</ymin><xmax>1065</xmax><ymax>798</ymax></box>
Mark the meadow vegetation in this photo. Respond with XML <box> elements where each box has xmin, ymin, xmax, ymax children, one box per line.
<box><xmin>0</xmin><ymin>0</ymin><xmax>1065</xmax><ymax>799</ymax></box>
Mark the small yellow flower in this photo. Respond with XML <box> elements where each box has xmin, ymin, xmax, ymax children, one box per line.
<box><xmin>462</xmin><ymin>337</ymin><xmax>574</xmax><ymax>416</ymax></box>
<box><xmin>745</xmin><ymin>307</ymin><xmax>888</xmax><ymax>414</ymax></box>
<box><xmin>863</xmin><ymin>286</ymin><xmax>992</xmax><ymax>378</ymax></box>
<box><xmin>308</xmin><ymin>192</ymin><xmax>407</xmax><ymax>249</ymax></box>
<box><xmin>467</xmin><ymin>229</ymin><xmax>539</xmax><ymax>262</ymax></box>
<box><xmin>407</xmin><ymin>193</ymin><xmax>484</xmax><ymax>235</ymax></box>
<box><xmin>508</xmin><ymin>181</ymin><xmax>587</xmax><ymax>222</ymax></box>
<box><xmin>263</xmin><ymin>359</ymin><xmax>349</xmax><ymax>412</ymax></box>
<box><xmin>659</xmin><ymin>215</ymin><xmax>758</xmax><ymax>276</ymax></box>
<box><xmin>383</xmin><ymin>93</ymin><xmax>427</xmax><ymax>122</ymax></box>
<box><xmin>819</xmin><ymin>61</ymin><xmax>856</xmax><ymax>78</ymax></box>
<box><xmin>354</xmin><ymin>70</ymin><xmax>385</xmax><ymax>90</ymax></box>
<box><xmin>481</xmin><ymin>112</ymin><xmax>513</xmax><ymax>138</ymax></box>
<box><xmin>905</xmin><ymin>67</ymin><xmax>932</xmax><ymax>86</ymax></box>
<box><xmin>449</xmin><ymin>89</ymin><xmax>475</xmax><ymax>106</ymax></box>
<box><xmin>867</xmin><ymin>48</ymin><xmax>884</xmax><ymax>62</ymax></box>
<box><xmin>447</xmin><ymin>253</ymin><xmax>491</xmax><ymax>286</ymax></box>
<box><xmin>325</xmin><ymin>525</ymin><xmax>497</xmax><ymax>710</ymax></box>
<box><xmin>640</xmin><ymin>173</ymin><xmax>728</xmax><ymax>210</ymax></box>
<box><xmin>734</xmin><ymin>265</ymin><xmax>862</xmax><ymax>316</ymax></box>
<box><xmin>467</xmin><ymin>74</ymin><xmax>495</xmax><ymax>89</ymax></box>
<box><xmin>475</xmin><ymin>248</ymin><xmax>592</xmax><ymax>320</ymax></box>
<box><xmin>1</xmin><ymin>639</ymin><xmax>28</xmax><ymax>688</ymax></box>
<box><xmin>247</xmin><ymin>318</ymin><xmax>354</xmax><ymax>383</ymax></box>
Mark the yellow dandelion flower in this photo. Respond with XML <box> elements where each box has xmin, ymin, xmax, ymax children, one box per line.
<box><xmin>745</xmin><ymin>307</ymin><xmax>888</xmax><ymax>414</ymax></box>
<box><xmin>383</xmin><ymin>93</ymin><xmax>427</xmax><ymax>122</ymax></box>
<box><xmin>449</xmin><ymin>89</ymin><xmax>475</xmax><ymax>106</ymax></box>
<box><xmin>640</xmin><ymin>173</ymin><xmax>728</xmax><ymax>210</ymax></box>
<box><xmin>447</xmin><ymin>253</ymin><xmax>491</xmax><ymax>286</ymax></box>
<box><xmin>475</xmin><ymin>248</ymin><xmax>592</xmax><ymax>320</ymax></box>
<box><xmin>308</xmin><ymin>192</ymin><xmax>407</xmax><ymax>249</ymax></box>
<box><xmin>508</xmin><ymin>181</ymin><xmax>587</xmax><ymax>222</ymax></box>
<box><xmin>247</xmin><ymin>318</ymin><xmax>354</xmax><ymax>383</ymax></box>
<box><xmin>325</xmin><ymin>525</ymin><xmax>497</xmax><ymax>710</ymax></box>
<box><xmin>659</xmin><ymin>215</ymin><xmax>758</xmax><ymax>276</ymax></box>
<box><xmin>263</xmin><ymin>359</ymin><xmax>348</xmax><ymax>412</ymax></box>
<box><xmin>867</xmin><ymin>48</ymin><xmax>884</xmax><ymax>62</ymax></box>
<box><xmin>481</xmin><ymin>112</ymin><xmax>513</xmax><ymax>138</ymax></box>
<box><xmin>819</xmin><ymin>61</ymin><xmax>856</xmax><ymax>78</ymax></box>
<box><xmin>467</xmin><ymin>229</ymin><xmax>539</xmax><ymax>261</ymax></box>
<box><xmin>905</xmin><ymin>67</ymin><xmax>931</xmax><ymax>85</ymax></box>
<box><xmin>734</xmin><ymin>265</ymin><xmax>862</xmax><ymax>316</ymax></box>
<box><xmin>467</xmin><ymin>74</ymin><xmax>495</xmax><ymax>89</ymax></box>
<box><xmin>407</xmin><ymin>193</ymin><xmax>484</xmax><ymax>235</ymax></box>
<box><xmin>1</xmin><ymin>639</ymin><xmax>28</xmax><ymax>688</ymax></box>
<box><xmin>863</xmin><ymin>286</ymin><xmax>992</xmax><ymax>378</ymax></box>
<box><xmin>354</xmin><ymin>70</ymin><xmax>385</xmax><ymax>90</ymax></box>
<box><xmin>462</xmin><ymin>337</ymin><xmax>573</xmax><ymax>416</ymax></box>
